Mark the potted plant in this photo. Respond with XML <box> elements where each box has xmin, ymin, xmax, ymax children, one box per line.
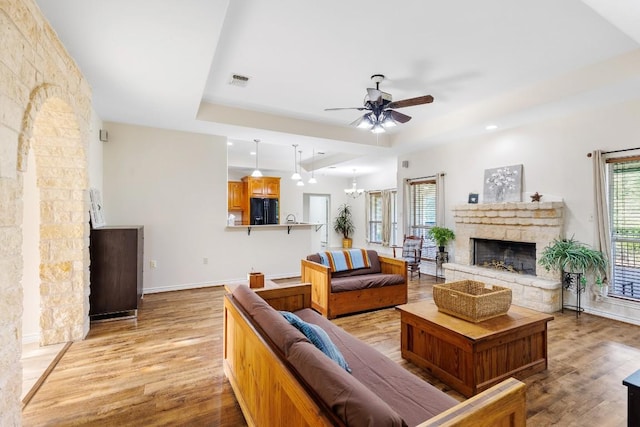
<box><xmin>333</xmin><ymin>204</ymin><xmax>355</xmax><ymax>248</ymax></box>
<box><xmin>538</xmin><ymin>237</ymin><xmax>607</xmax><ymax>275</ymax></box>
<box><xmin>538</xmin><ymin>237</ymin><xmax>607</xmax><ymax>294</ymax></box>
<box><xmin>427</xmin><ymin>226</ymin><xmax>456</xmax><ymax>252</ymax></box>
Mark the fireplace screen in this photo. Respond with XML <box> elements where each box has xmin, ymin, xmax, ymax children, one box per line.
<box><xmin>473</xmin><ymin>239</ymin><xmax>536</xmax><ymax>275</ymax></box>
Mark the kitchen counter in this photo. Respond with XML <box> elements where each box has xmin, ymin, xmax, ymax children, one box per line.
<box><xmin>226</xmin><ymin>223</ymin><xmax>323</xmax><ymax>235</ymax></box>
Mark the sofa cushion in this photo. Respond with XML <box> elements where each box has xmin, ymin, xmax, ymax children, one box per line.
<box><xmin>280</xmin><ymin>311</ymin><xmax>351</xmax><ymax>372</ymax></box>
<box><xmin>287</xmin><ymin>341</ymin><xmax>406</xmax><ymax>427</ymax></box>
<box><xmin>318</xmin><ymin>249</ymin><xmax>371</xmax><ymax>272</ymax></box>
<box><xmin>231</xmin><ymin>285</ymin><xmax>308</xmax><ymax>356</ymax></box>
<box><xmin>295</xmin><ymin>308</ymin><xmax>459</xmax><ymax>426</ymax></box>
<box><xmin>331</xmin><ymin>273</ymin><xmax>405</xmax><ymax>293</ymax></box>
<box><xmin>307</xmin><ymin>249</ymin><xmax>382</xmax><ymax>276</ymax></box>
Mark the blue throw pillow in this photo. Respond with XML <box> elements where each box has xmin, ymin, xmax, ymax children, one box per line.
<box><xmin>280</xmin><ymin>311</ymin><xmax>351</xmax><ymax>373</ymax></box>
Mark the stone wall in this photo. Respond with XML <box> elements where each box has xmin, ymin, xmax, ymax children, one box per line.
<box><xmin>0</xmin><ymin>1</ymin><xmax>92</xmax><ymax>424</ymax></box>
<box><xmin>444</xmin><ymin>202</ymin><xmax>565</xmax><ymax>313</ymax></box>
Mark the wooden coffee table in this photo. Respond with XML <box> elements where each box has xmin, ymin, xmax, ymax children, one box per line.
<box><xmin>397</xmin><ymin>301</ymin><xmax>553</xmax><ymax>397</ymax></box>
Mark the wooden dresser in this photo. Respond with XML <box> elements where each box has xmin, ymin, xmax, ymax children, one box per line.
<box><xmin>89</xmin><ymin>226</ymin><xmax>144</xmax><ymax>318</ymax></box>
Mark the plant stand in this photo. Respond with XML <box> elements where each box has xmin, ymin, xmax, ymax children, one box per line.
<box><xmin>435</xmin><ymin>251</ymin><xmax>448</xmax><ymax>282</ymax></box>
<box><xmin>561</xmin><ymin>272</ymin><xmax>584</xmax><ymax>317</ymax></box>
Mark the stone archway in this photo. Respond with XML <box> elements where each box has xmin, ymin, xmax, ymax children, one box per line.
<box><xmin>18</xmin><ymin>84</ymin><xmax>90</xmax><ymax>345</ymax></box>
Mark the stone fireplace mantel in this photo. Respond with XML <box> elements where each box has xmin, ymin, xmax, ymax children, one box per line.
<box><xmin>444</xmin><ymin>201</ymin><xmax>564</xmax><ymax>313</ymax></box>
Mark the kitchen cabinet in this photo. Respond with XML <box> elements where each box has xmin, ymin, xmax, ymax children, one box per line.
<box><xmin>228</xmin><ymin>181</ymin><xmax>244</xmax><ymax>211</ymax></box>
<box><xmin>89</xmin><ymin>226</ymin><xmax>143</xmax><ymax>318</ymax></box>
<box><xmin>242</xmin><ymin>176</ymin><xmax>280</xmax><ymax>198</ymax></box>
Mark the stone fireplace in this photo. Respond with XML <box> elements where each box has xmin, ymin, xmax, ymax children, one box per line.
<box><xmin>444</xmin><ymin>202</ymin><xmax>564</xmax><ymax>313</ymax></box>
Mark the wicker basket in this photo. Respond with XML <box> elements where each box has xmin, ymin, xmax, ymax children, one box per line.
<box><xmin>433</xmin><ymin>280</ymin><xmax>512</xmax><ymax>323</ymax></box>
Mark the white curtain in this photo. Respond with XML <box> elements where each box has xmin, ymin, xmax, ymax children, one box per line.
<box><xmin>364</xmin><ymin>191</ymin><xmax>371</xmax><ymax>243</ymax></box>
<box><xmin>436</xmin><ymin>172</ymin><xmax>445</xmax><ymax>226</ymax></box>
<box><xmin>592</xmin><ymin>150</ymin><xmax>611</xmax><ymax>280</ymax></box>
<box><xmin>381</xmin><ymin>190</ymin><xmax>392</xmax><ymax>247</ymax></box>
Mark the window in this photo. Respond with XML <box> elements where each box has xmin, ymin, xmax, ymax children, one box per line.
<box><xmin>408</xmin><ymin>179</ymin><xmax>437</xmax><ymax>259</ymax></box>
<box><xmin>609</xmin><ymin>157</ymin><xmax>640</xmax><ymax>300</ymax></box>
<box><xmin>368</xmin><ymin>190</ymin><xmax>397</xmax><ymax>245</ymax></box>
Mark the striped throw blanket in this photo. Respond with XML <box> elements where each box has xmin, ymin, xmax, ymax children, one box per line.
<box><xmin>318</xmin><ymin>249</ymin><xmax>371</xmax><ymax>272</ymax></box>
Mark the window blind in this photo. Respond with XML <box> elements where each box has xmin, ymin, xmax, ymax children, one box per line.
<box><xmin>609</xmin><ymin>159</ymin><xmax>640</xmax><ymax>300</ymax></box>
<box><xmin>368</xmin><ymin>192</ymin><xmax>383</xmax><ymax>243</ymax></box>
<box><xmin>408</xmin><ymin>180</ymin><xmax>437</xmax><ymax>259</ymax></box>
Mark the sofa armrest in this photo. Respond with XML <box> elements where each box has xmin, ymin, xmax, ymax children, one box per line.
<box><xmin>379</xmin><ymin>255</ymin><xmax>408</xmax><ymax>281</ymax></box>
<box><xmin>254</xmin><ymin>283</ymin><xmax>312</xmax><ymax>312</ymax></box>
<box><xmin>301</xmin><ymin>259</ymin><xmax>331</xmax><ymax>317</ymax></box>
<box><xmin>416</xmin><ymin>377</ymin><xmax>526</xmax><ymax>427</ymax></box>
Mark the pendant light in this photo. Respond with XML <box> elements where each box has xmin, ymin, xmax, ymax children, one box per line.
<box><xmin>251</xmin><ymin>139</ymin><xmax>262</xmax><ymax>177</ymax></box>
<box><xmin>308</xmin><ymin>148</ymin><xmax>317</xmax><ymax>184</ymax></box>
<box><xmin>291</xmin><ymin>144</ymin><xmax>301</xmax><ymax>180</ymax></box>
<box><xmin>296</xmin><ymin>149</ymin><xmax>304</xmax><ymax>186</ymax></box>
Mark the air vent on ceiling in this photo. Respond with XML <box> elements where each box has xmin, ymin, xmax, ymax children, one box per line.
<box><xmin>229</xmin><ymin>73</ymin><xmax>250</xmax><ymax>87</ymax></box>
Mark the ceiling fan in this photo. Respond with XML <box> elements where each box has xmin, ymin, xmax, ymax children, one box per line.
<box><xmin>325</xmin><ymin>74</ymin><xmax>434</xmax><ymax>133</ymax></box>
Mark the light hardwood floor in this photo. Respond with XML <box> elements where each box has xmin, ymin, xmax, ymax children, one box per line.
<box><xmin>21</xmin><ymin>342</ymin><xmax>68</xmax><ymax>402</ymax></box>
<box><xmin>22</xmin><ymin>275</ymin><xmax>640</xmax><ymax>426</ymax></box>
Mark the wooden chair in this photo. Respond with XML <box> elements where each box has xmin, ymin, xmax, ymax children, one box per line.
<box><xmin>392</xmin><ymin>235</ymin><xmax>423</xmax><ymax>278</ymax></box>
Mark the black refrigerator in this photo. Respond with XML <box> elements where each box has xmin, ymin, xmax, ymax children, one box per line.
<box><xmin>250</xmin><ymin>198</ymin><xmax>279</xmax><ymax>225</ymax></box>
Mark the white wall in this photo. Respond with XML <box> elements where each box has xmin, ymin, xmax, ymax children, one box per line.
<box><xmin>398</xmin><ymin>98</ymin><xmax>640</xmax><ymax>324</ymax></box>
<box><xmin>88</xmin><ymin>109</ymin><xmax>104</xmax><ymax>194</ymax></box>
<box><xmin>102</xmin><ymin>123</ymin><xmax>343</xmax><ymax>292</ymax></box>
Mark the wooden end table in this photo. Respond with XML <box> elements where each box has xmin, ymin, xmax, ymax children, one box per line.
<box><xmin>397</xmin><ymin>301</ymin><xmax>553</xmax><ymax>397</ymax></box>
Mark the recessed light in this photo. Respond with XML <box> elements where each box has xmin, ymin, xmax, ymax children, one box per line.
<box><xmin>227</xmin><ymin>141</ymin><xmax>233</xmax><ymax>146</ymax></box>
<box><xmin>486</xmin><ymin>124</ymin><xmax>498</xmax><ymax>131</ymax></box>
<box><xmin>250</xmin><ymin>151</ymin><xmax>256</xmax><ymax>156</ymax></box>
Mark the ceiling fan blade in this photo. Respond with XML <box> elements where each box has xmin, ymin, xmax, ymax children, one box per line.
<box><xmin>387</xmin><ymin>95</ymin><xmax>434</xmax><ymax>109</ymax></box>
<box><xmin>387</xmin><ymin>110</ymin><xmax>412</xmax><ymax>123</ymax></box>
<box><xmin>325</xmin><ymin>107</ymin><xmax>368</xmax><ymax>111</ymax></box>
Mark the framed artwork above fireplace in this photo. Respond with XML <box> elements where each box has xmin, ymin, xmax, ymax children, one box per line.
<box><xmin>483</xmin><ymin>164</ymin><xmax>523</xmax><ymax>203</ymax></box>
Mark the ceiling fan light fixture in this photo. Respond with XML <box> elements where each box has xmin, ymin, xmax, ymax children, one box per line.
<box><xmin>355</xmin><ymin>114</ymin><xmax>374</xmax><ymax>129</ymax></box>
<box><xmin>371</xmin><ymin>123</ymin><xmax>385</xmax><ymax>134</ymax></box>
<box><xmin>381</xmin><ymin>113</ymin><xmax>397</xmax><ymax>128</ymax></box>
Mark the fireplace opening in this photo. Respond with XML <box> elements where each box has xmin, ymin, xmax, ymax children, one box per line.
<box><xmin>473</xmin><ymin>239</ymin><xmax>536</xmax><ymax>275</ymax></box>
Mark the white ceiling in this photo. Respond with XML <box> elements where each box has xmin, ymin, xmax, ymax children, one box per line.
<box><xmin>35</xmin><ymin>0</ymin><xmax>640</xmax><ymax>178</ymax></box>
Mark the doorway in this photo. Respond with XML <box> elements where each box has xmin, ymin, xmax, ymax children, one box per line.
<box><xmin>304</xmin><ymin>194</ymin><xmax>330</xmax><ymax>252</ymax></box>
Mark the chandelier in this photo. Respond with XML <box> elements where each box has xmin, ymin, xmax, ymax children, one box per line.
<box><xmin>344</xmin><ymin>170</ymin><xmax>364</xmax><ymax>198</ymax></box>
